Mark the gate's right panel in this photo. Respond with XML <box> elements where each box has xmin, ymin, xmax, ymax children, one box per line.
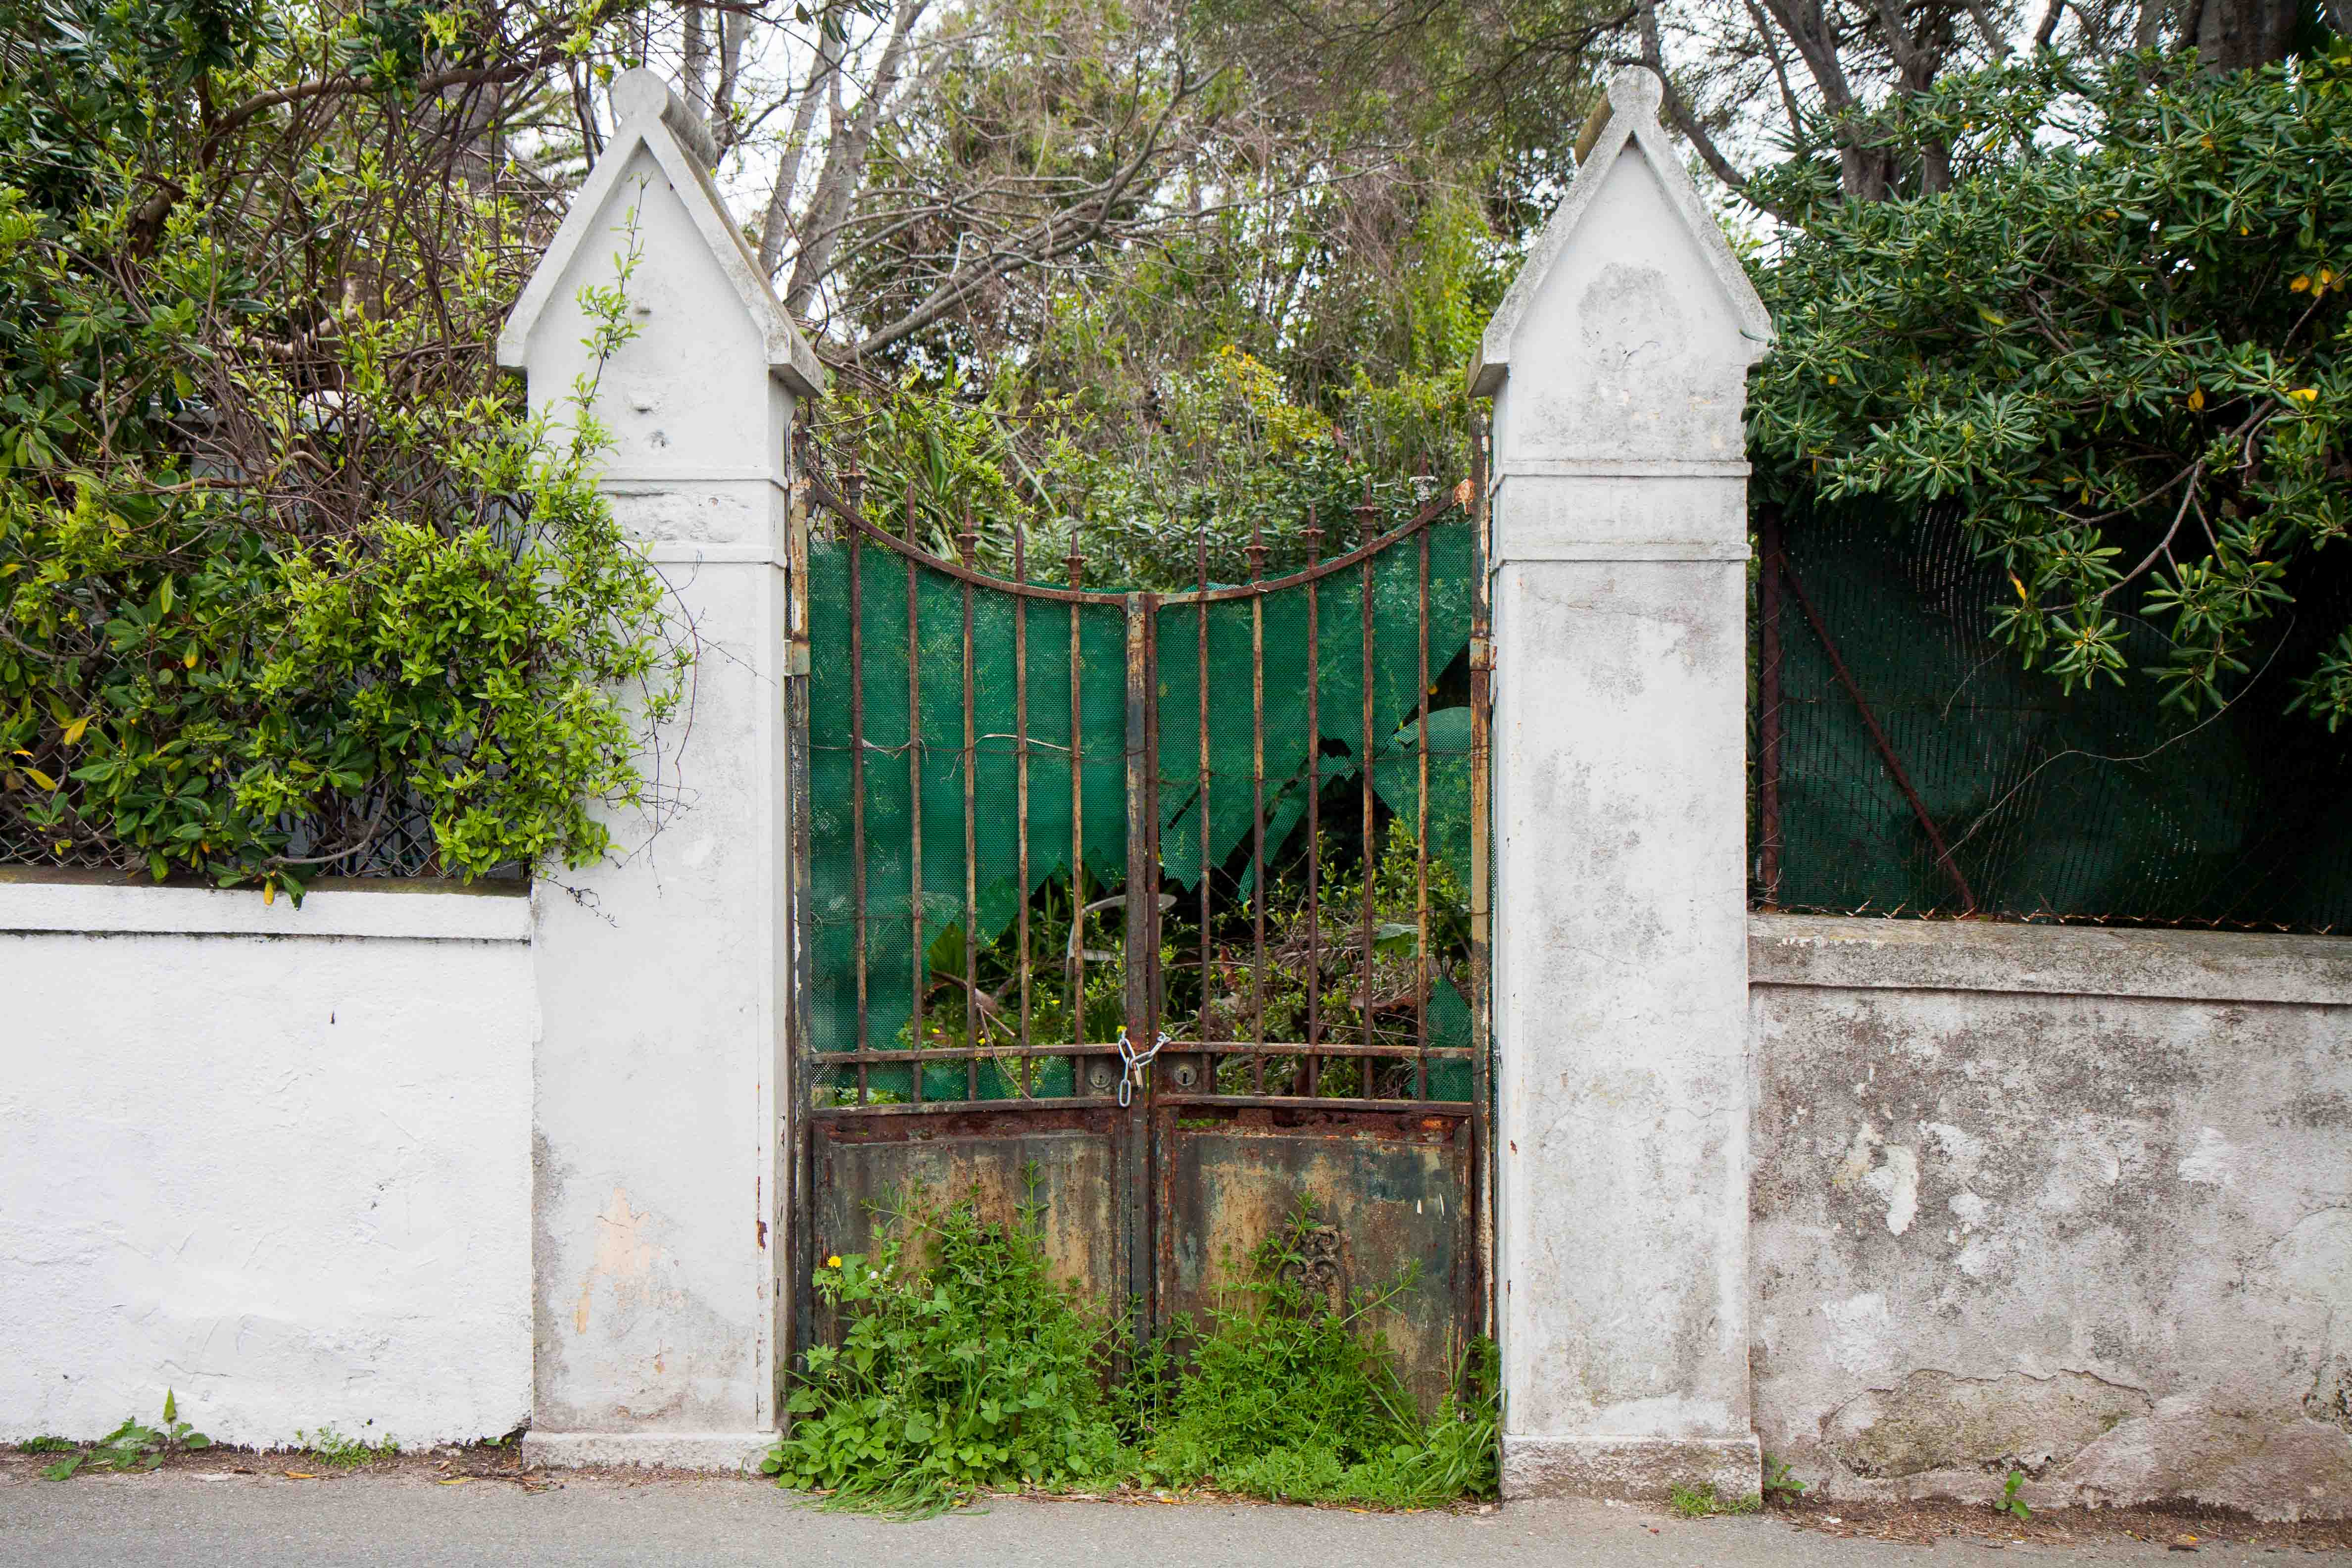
<box><xmin>1145</xmin><ymin>497</ymin><xmax>1489</xmax><ymax>1413</ymax></box>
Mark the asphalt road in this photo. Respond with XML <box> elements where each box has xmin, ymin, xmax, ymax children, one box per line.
<box><xmin>5</xmin><ymin>1471</ymin><xmax>2347</xmax><ymax>1568</ymax></box>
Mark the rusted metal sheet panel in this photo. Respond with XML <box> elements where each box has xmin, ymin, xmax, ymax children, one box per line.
<box><xmin>813</xmin><ymin>1115</ymin><xmax>1124</xmax><ymax>1338</ymax></box>
<box><xmin>1152</xmin><ymin>1106</ymin><xmax>1475</xmax><ymax>1415</ymax></box>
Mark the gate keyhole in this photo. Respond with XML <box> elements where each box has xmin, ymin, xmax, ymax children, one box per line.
<box><xmin>1173</xmin><ymin>1063</ymin><xmax>1198</xmax><ymax>1089</ymax></box>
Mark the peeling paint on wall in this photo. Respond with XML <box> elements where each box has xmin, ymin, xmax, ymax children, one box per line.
<box><xmin>1752</xmin><ymin>915</ymin><xmax>2352</xmax><ymax>1521</ymax></box>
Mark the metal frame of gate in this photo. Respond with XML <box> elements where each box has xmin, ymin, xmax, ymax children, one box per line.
<box><xmin>783</xmin><ymin>436</ymin><xmax>1495</xmax><ymax>1404</ymax></box>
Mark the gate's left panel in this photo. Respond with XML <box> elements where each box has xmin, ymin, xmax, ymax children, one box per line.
<box><xmin>798</xmin><ymin>519</ymin><xmax>1138</xmax><ymax>1344</ymax></box>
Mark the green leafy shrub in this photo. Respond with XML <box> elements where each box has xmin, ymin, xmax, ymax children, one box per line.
<box><xmin>1752</xmin><ymin>47</ymin><xmax>2352</xmax><ymax>726</ymax></box>
<box><xmin>1133</xmin><ymin>1195</ymin><xmax>1498</xmax><ymax>1509</ymax></box>
<box><xmin>766</xmin><ymin>1186</ymin><xmax>1498</xmax><ymax>1517</ymax></box>
<box><xmin>761</xmin><ymin>1173</ymin><xmax>1126</xmax><ymax>1517</ymax></box>
<box><xmin>0</xmin><ymin>2</ymin><xmax>686</xmax><ymax>893</ymax></box>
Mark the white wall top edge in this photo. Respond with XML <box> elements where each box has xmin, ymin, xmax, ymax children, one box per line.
<box><xmin>1492</xmin><ymin>460</ymin><xmax>1753</xmax><ymax>478</ymax></box>
<box><xmin>1751</xmin><ymin>911</ymin><xmax>2352</xmax><ymax>1007</ymax></box>
<box><xmin>0</xmin><ymin>876</ymin><xmax>532</xmax><ymax>942</ymax></box>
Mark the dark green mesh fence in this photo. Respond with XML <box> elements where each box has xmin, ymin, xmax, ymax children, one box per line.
<box><xmin>1757</xmin><ymin>501</ymin><xmax>2352</xmax><ymax>931</ymax></box>
<box><xmin>804</xmin><ymin>511</ymin><xmax>1481</xmax><ymax>1102</ymax></box>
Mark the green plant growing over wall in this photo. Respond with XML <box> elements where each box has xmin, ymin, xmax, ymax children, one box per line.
<box><xmin>1751</xmin><ymin>47</ymin><xmax>2352</xmax><ymax>729</ymax></box>
<box><xmin>0</xmin><ymin>1</ymin><xmax>689</xmax><ymax>892</ymax></box>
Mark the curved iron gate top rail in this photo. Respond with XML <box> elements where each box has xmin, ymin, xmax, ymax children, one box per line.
<box><xmin>803</xmin><ymin>467</ymin><xmax>1474</xmax><ymax>604</ymax></box>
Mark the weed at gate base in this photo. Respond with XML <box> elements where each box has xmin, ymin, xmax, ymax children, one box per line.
<box><xmin>765</xmin><ymin>1181</ymin><xmax>1499</xmax><ymax>1519</ymax></box>
<box><xmin>1669</xmin><ymin>1481</ymin><xmax>1764</xmax><ymax>1519</ymax></box>
<box><xmin>1128</xmin><ymin>1194</ymin><xmax>1498</xmax><ymax>1510</ymax></box>
<box><xmin>297</xmin><ymin>1423</ymin><xmax>401</xmax><ymax>1469</ymax></box>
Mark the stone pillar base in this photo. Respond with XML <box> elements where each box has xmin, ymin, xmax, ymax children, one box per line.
<box><xmin>1503</xmin><ymin>1435</ymin><xmax>1763</xmax><ymax>1502</ymax></box>
<box><xmin>522</xmin><ymin>1431</ymin><xmax>777</xmax><ymax>1471</ymax></box>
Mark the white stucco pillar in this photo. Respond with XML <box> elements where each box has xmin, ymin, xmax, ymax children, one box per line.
<box><xmin>1470</xmin><ymin>67</ymin><xmax>1774</xmax><ymax>1500</ymax></box>
<box><xmin>496</xmin><ymin>70</ymin><xmax>824</xmax><ymax>1469</ymax></box>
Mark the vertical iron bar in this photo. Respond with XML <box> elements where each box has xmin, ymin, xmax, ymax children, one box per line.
<box><xmin>1469</xmin><ymin>417</ymin><xmax>1495</xmax><ymax>1341</ymax></box>
<box><xmin>1125</xmin><ymin>594</ymin><xmax>1153</xmax><ymax>1040</ymax></box>
<box><xmin>1197</xmin><ymin>534</ymin><xmax>1212</xmax><ymax>1083</ymax></box>
<box><xmin>906</xmin><ymin>492</ymin><xmax>925</xmax><ymax>1106</ymax></box>
<box><xmin>1015</xmin><ymin>522</ymin><xmax>1032</xmax><ymax>1093</ymax></box>
<box><xmin>1068</xmin><ymin>546</ymin><xmax>1087</xmax><ymax>1078</ymax></box>
<box><xmin>1758</xmin><ymin>502</ymin><xmax>1785</xmax><ymax>906</ymax></box>
<box><xmin>784</xmin><ymin>442</ymin><xmax>817</xmax><ymax>1405</ymax></box>
<box><xmin>1122</xmin><ymin>591</ymin><xmax>1155</xmax><ymax>1340</ymax></box>
<box><xmin>849</xmin><ymin>532</ymin><xmax>870</xmax><ymax>1103</ymax></box>
<box><xmin>1357</xmin><ymin>490</ymin><xmax>1377</xmax><ymax>1096</ymax></box>
<box><xmin>960</xmin><ymin>515</ymin><xmax>980</xmax><ymax>1104</ymax></box>
<box><xmin>1303</xmin><ymin>509</ymin><xmax>1323</xmax><ymax>1095</ymax></box>
<box><xmin>1247</xmin><ymin>525</ymin><xmax>1268</xmax><ymax>1094</ymax></box>
<box><xmin>1415</xmin><ymin>526</ymin><xmax>1431</xmax><ymax>1103</ymax></box>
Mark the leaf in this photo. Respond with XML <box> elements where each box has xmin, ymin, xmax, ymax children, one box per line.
<box><xmin>61</xmin><ymin>715</ymin><xmax>90</xmax><ymax>745</ymax></box>
<box><xmin>163</xmin><ymin>1390</ymin><xmax>176</xmax><ymax>1424</ymax></box>
<box><xmin>283</xmin><ymin>1471</ymin><xmax>318</xmax><ymax>1479</ymax></box>
<box><xmin>22</xmin><ymin>767</ymin><xmax>56</xmax><ymax>791</ymax></box>
<box><xmin>43</xmin><ymin>1454</ymin><xmax>84</xmax><ymax>1480</ymax></box>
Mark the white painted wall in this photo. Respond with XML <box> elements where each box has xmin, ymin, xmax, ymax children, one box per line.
<box><xmin>0</xmin><ymin>879</ymin><xmax>533</xmax><ymax>1449</ymax></box>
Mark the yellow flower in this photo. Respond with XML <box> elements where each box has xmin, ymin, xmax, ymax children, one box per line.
<box><xmin>2292</xmin><ymin>275</ymin><xmax>2313</xmax><ymax>292</ymax></box>
<box><xmin>2288</xmin><ymin>388</ymin><xmax>2318</xmax><ymax>405</ymax></box>
<box><xmin>825</xmin><ymin>1255</ymin><xmax>842</xmax><ymax>1269</ymax></box>
<box><xmin>2188</xmin><ymin>388</ymin><xmax>2205</xmax><ymax>412</ymax></box>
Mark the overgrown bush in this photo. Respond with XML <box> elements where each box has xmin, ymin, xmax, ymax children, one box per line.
<box><xmin>765</xmin><ymin>1184</ymin><xmax>1499</xmax><ymax>1517</ymax></box>
<box><xmin>1751</xmin><ymin>45</ymin><xmax>2352</xmax><ymax>726</ymax></box>
<box><xmin>1133</xmin><ymin>1196</ymin><xmax>1500</xmax><ymax>1509</ymax></box>
<box><xmin>0</xmin><ymin>0</ymin><xmax>686</xmax><ymax>893</ymax></box>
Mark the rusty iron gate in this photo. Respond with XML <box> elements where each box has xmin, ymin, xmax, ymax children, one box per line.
<box><xmin>785</xmin><ymin>462</ymin><xmax>1492</xmax><ymax>1410</ymax></box>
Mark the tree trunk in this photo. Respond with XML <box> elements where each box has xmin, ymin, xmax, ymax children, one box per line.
<box><xmin>2192</xmin><ymin>0</ymin><xmax>2299</xmax><ymax>72</ymax></box>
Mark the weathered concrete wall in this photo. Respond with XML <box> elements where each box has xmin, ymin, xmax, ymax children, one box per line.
<box><xmin>0</xmin><ymin>877</ymin><xmax>534</xmax><ymax>1449</ymax></box>
<box><xmin>1474</xmin><ymin>67</ymin><xmax>1773</xmax><ymax>1501</ymax></box>
<box><xmin>1751</xmin><ymin>914</ymin><xmax>2352</xmax><ymax>1520</ymax></box>
<box><xmin>498</xmin><ymin>69</ymin><xmax>819</xmax><ymax>1470</ymax></box>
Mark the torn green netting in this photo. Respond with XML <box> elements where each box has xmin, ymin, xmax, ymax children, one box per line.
<box><xmin>804</xmin><ymin>513</ymin><xmax>1480</xmax><ymax>1096</ymax></box>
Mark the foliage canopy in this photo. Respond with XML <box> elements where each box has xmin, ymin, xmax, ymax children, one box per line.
<box><xmin>1750</xmin><ymin>48</ymin><xmax>2352</xmax><ymax>726</ymax></box>
<box><xmin>0</xmin><ymin>0</ymin><xmax>684</xmax><ymax>891</ymax></box>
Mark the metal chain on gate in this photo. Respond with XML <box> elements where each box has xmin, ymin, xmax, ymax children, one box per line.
<box><xmin>1113</xmin><ymin>1026</ymin><xmax>1170</xmax><ymax>1108</ymax></box>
